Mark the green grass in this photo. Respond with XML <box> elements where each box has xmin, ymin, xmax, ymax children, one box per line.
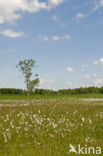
<box><xmin>0</xmin><ymin>93</ymin><xmax>103</xmax><ymax>100</ymax></box>
<box><xmin>0</xmin><ymin>99</ymin><xmax>103</xmax><ymax>155</ymax></box>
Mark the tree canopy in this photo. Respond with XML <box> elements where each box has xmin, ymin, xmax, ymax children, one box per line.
<box><xmin>16</xmin><ymin>59</ymin><xmax>39</xmax><ymax>94</ymax></box>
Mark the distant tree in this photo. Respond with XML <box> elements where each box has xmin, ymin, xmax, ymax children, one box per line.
<box><xmin>16</xmin><ymin>59</ymin><xmax>39</xmax><ymax>95</ymax></box>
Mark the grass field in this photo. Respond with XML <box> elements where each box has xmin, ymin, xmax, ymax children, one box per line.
<box><xmin>1</xmin><ymin>93</ymin><xmax>103</xmax><ymax>100</ymax></box>
<box><xmin>0</xmin><ymin>97</ymin><xmax>103</xmax><ymax>155</ymax></box>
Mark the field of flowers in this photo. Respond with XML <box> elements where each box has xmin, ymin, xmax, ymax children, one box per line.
<box><xmin>0</xmin><ymin>99</ymin><xmax>103</xmax><ymax>156</ymax></box>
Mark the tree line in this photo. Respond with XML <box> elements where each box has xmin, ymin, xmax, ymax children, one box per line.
<box><xmin>0</xmin><ymin>87</ymin><xmax>103</xmax><ymax>95</ymax></box>
<box><xmin>1</xmin><ymin>59</ymin><xmax>103</xmax><ymax>95</ymax></box>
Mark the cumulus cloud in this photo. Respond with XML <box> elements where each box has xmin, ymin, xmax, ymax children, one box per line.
<box><xmin>0</xmin><ymin>29</ymin><xmax>24</xmax><ymax>38</ymax></box>
<box><xmin>48</xmin><ymin>0</ymin><xmax>65</xmax><ymax>7</ymax></box>
<box><xmin>39</xmin><ymin>35</ymin><xmax>49</xmax><ymax>41</ymax></box>
<box><xmin>100</xmin><ymin>58</ymin><xmax>103</xmax><ymax>64</ymax></box>
<box><xmin>52</xmin><ymin>34</ymin><xmax>70</xmax><ymax>41</ymax></box>
<box><xmin>93</xmin><ymin>60</ymin><xmax>99</xmax><ymax>65</ymax></box>
<box><xmin>39</xmin><ymin>34</ymin><xmax>70</xmax><ymax>41</ymax></box>
<box><xmin>93</xmin><ymin>79</ymin><xmax>103</xmax><ymax>85</ymax></box>
<box><xmin>93</xmin><ymin>0</ymin><xmax>103</xmax><ymax>11</ymax></box>
<box><xmin>52</xmin><ymin>36</ymin><xmax>60</xmax><ymax>41</ymax></box>
<box><xmin>75</xmin><ymin>13</ymin><xmax>85</xmax><ymax>20</ymax></box>
<box><xmin>0</xmin><ymin>0</ymin><xmax>66</xmax><ymax>24</ymax></box>
<box><xmin>66</xmin><ymin>67</ymin><xmax>74</xmax><ymax>72</ymax></box>
<box><xmin>93</xmin><ymin>74</ymin><xmax>97</xmax><ymax>77</ymax></box>
<box><xmin>93</xmin><ymin>58</ymin><xmax>103</xmax><ymax>66</ymax></box>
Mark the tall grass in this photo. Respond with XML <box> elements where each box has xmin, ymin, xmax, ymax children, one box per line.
<box><xmin>0</xmin><ymin>99</ymin><xmax>103</xmax><ymax>155</ymax></box>
<box><xmin>0</xmin><ymin>93</ymin><xmax>103</xmax><ymax>100</ymax></box>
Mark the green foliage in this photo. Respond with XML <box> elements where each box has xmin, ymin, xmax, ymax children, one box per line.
<box><xmin>58</xmin><ymin>86</ymin><xmax>103</xmax><ymax>95</ymax></box>
<box><xmin>16</xmin><ymin>59</ymin><xmax>40</xmax><ymax>94</ymax></box>
<box><xmin>34</xmin><ymin>88</ymin><xmax>56</xmax><ymax>95</ymax></box>
<box><xmin>0</xmin><ymin>88</ymin><xmax>26</xmax><ymax>95</ymax></box>
<box><xmin>0</xmin><ymin>86</ymin><xmax>103</xmax><ymax>96</ymax></box>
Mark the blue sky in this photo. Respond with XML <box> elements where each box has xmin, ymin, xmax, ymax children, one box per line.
<box><xmin>0</xmin><ymin>0</ymin><xmax>103</xmax><ymax>90</ymax></box>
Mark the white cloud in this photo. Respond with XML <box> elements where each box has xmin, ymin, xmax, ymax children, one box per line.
<box><xmin>66</xmin><ymin>67</ymin><xmax>74</xmax><ymax>72</ymax></box>
<box><xmin>39</xmin><ymin>35</ymin><xmax>49</xmax><ymax>41</ymax></box>
<box><xmin>62</xmin><ymin>34</ymin><xmax>70</xmax><ymax>40</ymax></box>
<box><xmin>100</xmin><ymin>58</ymin><xmax>103</xmax><ymax>64</ymax></box>
<box><xmin>0</xmin><ymin>0</ymin><xmax>22</xmax><ymax>24</ymax></box>
<box><xmin>52</xmin><ymin>34</ymin><xmax>70</xmax><ymax>41</ymax></box>
<box><xmin>93</xmin><ymin>60</ymin><xmax>99</xmax><ymax>65</ymax></box>
<box><xmin>0</xmin><ymin>0</ymin><xmax>66</xmax><ymax>24</ymax></box>
<box><xmin>93</xmin><ymin>74</ymin><xmax>97</xmax><ymax>77</ymax></box>
<box><xmin>0</xmin><ymin>29</ymin><xmax>24</xmax><ymax>38</ymax></box>
<box><xmin>44</xmin><ymin>36</ymin><xmax>49</xmax><ymax>41</ymax></box>
<box><xmin>67</xmin><ymin>82</ymin><xmax>72</xmax><ymax>86</ymax></box>
<box><xmin>84</xmin><ymin>74</ymin><xmax>90</xmax><ymax>79</ymax></box>
<box><xmin>75</xmin><ymin>13</ymin><xmax>85</xmax><ymax>20</ymax></box>
<box><xmin>40</xmin><ymin>78</ymin><xmax>55</xmax><ymax>85</ymax></box>
<box><xmin>93</xmin><ymin>79</ymin><xmax>103</xmax><ymax>85</ymax></box>
<box><xmin>81</xmin><ymin>64</ymin><xmax>88</xmax><ymax>68</ymax></box>
<box><xmin>39</xmin><ymin>34</ymin><xmax>70</xmax><ymax>41</ymax></box>
<box><xmin>39</xmin><ymin>77</ymin><xmax>55</xmax><ymax>89</ymax></box>
<box><xmin>93</xmin><ymin>0</ymin><xmax>103</xmax><ymax>11</ymax></box>
<box><xmin>93</xmin><ymin>58</ymin><xmax>103</xmax><ymax>66</ymax></box>
<box><xmin>52</xmin><ymin>36</ymin><xmax>60</xmax><ymax>41</ymax></box>
<box><xmin>48</xmin><ymin>0</ymin><xmax>66</xmax><ymax>8</ymax></box>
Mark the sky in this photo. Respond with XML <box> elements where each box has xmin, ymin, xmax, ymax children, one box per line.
<box><xmin>0</xmin><ymin>0</ymin><xmax>103</xmax><ymax>90</ymax></box>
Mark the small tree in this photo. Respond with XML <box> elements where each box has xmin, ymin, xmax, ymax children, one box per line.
<box><xmin>16</xmin><ymin>59</ymin><xmax>39</xmax><ymax>95</ymax></box>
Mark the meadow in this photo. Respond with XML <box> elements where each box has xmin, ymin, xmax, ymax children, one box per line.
<box><xmin>0</xmin><ymin>97</ymin><xmax>103</xmax><ymax>155</ymax></box>
<box><xmin>1</xmin><ymin>93</ymin><xmax>103</xmax><ymax>100</ymax></box>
